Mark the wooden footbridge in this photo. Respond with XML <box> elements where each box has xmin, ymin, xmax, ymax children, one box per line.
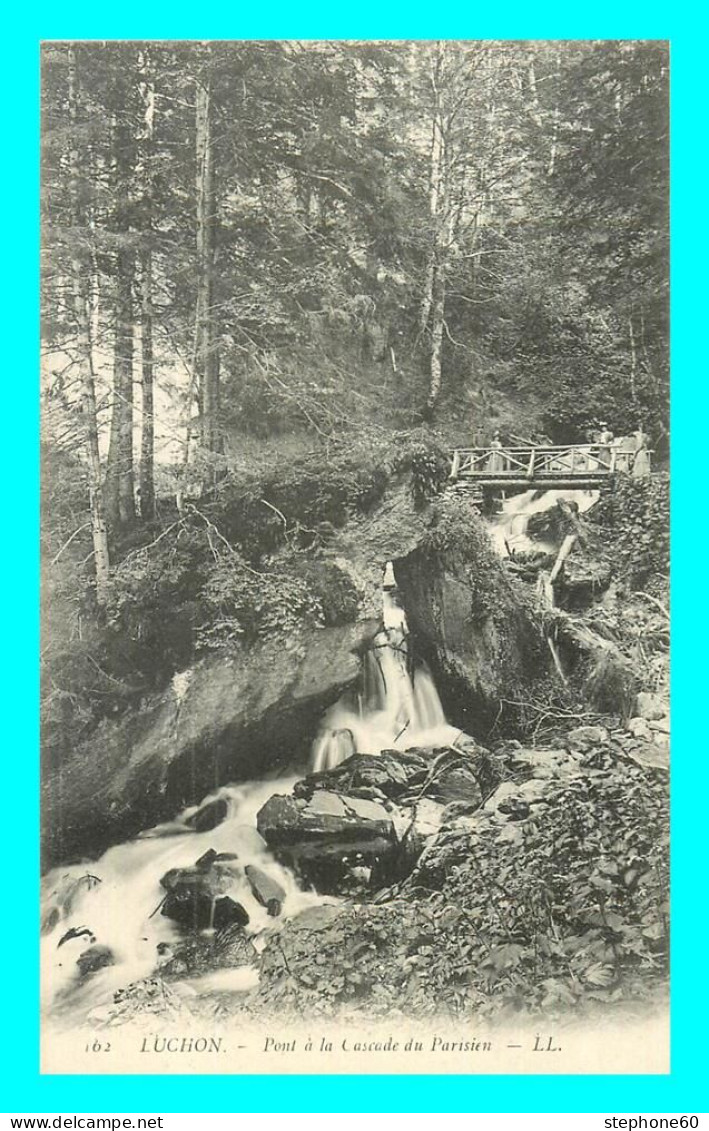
<box><xmin>449</xmin><ymin>444</ymin><xmax>650</xmax><ymax>490</ymax></box>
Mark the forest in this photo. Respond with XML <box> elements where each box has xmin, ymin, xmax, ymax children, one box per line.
<box><xmin>40</xmin><ymin>40</ymin><xmax>670</xmax><ymax>1052</ymax></box>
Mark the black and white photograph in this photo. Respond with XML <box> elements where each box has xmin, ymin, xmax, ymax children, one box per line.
<box><xmin>40</xmin><ymin>39</ymin><xmax>669</xmax><ymax>1075</ymax></box>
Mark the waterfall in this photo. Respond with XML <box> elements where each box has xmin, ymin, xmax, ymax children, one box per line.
<box><xmin>311</xmin><ymin>565</ymin><xmax>458</xmax><ymax>773</ymax></box>
<box><xmin>40</xmin><ymin>778</ymin><xmax>326</xmax><ymax>1023</ymax></box>
<box><xmin>488</xmin><ymin>487</ymin><xmax>599</xmax><ymax>556</ymax></box>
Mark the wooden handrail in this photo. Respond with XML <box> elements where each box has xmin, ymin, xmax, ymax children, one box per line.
<box><xmin>447</xmin><ymin>444</ymin><xmax>653</xmax><ymax>481</ymax></box>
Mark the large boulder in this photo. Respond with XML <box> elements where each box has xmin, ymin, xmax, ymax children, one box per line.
<box><xmin>395</xmin><ymin>524</ymin><xmax>544</xmax><ymax>738</ymax></box>
<box><xmin>42</xmin><ymin>619</ymin><xmax>379</xmax><ymax>868</ymax></box>
<box><xmin>158</xmin><ymin>849</ymin><xmax>250</xmax><ymax>932</ymax></box>
<box><xmin>256</xmin><ymin>789</ymin><xmax>398</xmax><ymax>893</ymax></box>
<box><xmin>293</xmin><ymin>749</ymin><xmax>427</xmax><ymax>802</ymax></box>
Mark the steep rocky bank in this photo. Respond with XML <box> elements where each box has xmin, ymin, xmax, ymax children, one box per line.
<box><xmin>42</xmin><ymin>619</ymin><xmax>378</xmax><ymax>867</ymax></box>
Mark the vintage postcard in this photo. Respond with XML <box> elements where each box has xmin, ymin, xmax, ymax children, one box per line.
<box><xmin>40</xmin><ymin>38</ymin><xmax>669</xmax><ymax>1076</ymax></box>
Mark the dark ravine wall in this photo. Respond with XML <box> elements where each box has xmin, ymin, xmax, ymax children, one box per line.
<box><xmin>42</xmin><ymin>620</ymin><xmax>378</xmax><ymax>870</ymax></box>
<box><xmin>395</xmin><ymin>543</ymin><xmax>545</xmax><ymax>739</ymax></box>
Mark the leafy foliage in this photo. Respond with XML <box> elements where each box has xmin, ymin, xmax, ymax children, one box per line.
<box><xmin>588</xmin><ymin>473</ymin><xmax>670</xmax><ymax>591</ymax></box>
<box><xmin>421</xmin><ymin>495</ymin><xmax>519</xmax><ymax>623</ymax></box>
<box><xmin>255</xmin><ymin>742</ymin><xmax>668</xmax><ymax>1020</ymax></box>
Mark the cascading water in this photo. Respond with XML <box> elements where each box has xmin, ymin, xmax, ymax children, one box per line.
<box><xmin>41</xmin><ymin>496</ymin><xmax>598</xmax><ymax>1028</ymax></box>
<box><xmin>40</xmin><ymin>778</ymin><xmax>326</xmax><ymax>1025</ymax></box>
<box><xmin>311</xmin><ymin>566</ymin><xmax>460</xmax><ymax>773</ymax></box>
<box><xmin>488</xmin><ymin>487</ymin><xmax>599</xmax><ymax>557</ymax></box>
<box><xmin>487</xmin><ymin>486</ymin><xmax>601</xmax><ymax>685</ymax></box>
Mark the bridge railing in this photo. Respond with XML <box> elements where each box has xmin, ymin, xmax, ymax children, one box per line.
<box><xmin>450</xmin><ymin>444</ymin><xmax>650</xmax><ymax>479</ymax></box>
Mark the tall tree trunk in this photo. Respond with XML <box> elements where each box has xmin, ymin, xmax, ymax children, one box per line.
<box><xmin>628</xmin><ymin>312</ymin><xmax>638</xmax><ymax>407</ymax></box>
<box><xmin>139</xmin><ymin>52</ymin><xmax>155</xmax><ymax>521</ymax></box>
<box><xmin>67</xmin><ymin>47</ymin><xmax>110</xmax><ymax>604</ymax></box>
<box><xmin>195</xmin><ymin>70</ymin><xmax>220</xmax><ymax>473</ymax></box>
<box><xmin>423</xmin><ymin>44</ymin><xmax>447</xmax><ymax>414</ymax></box>
<box><xmin>427</xmin><ymin>265</ymin><xmax>445</xmax><ymax>413</ymax></box>
<box><xmin>140</xmin><ymin>250</ymin><xmax>155</xmax><ymax>519</ymax></box>
<box><xmin>420</xmin><ymin>68</ymin><xmax>444</xmax><ymax>336</ymax></box>
<box><xmin>105</xmin><ymin>103</ymin><xmax>136</xmax><ymax>528</ymax></box>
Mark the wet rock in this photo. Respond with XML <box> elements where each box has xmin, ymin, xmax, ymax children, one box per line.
<box><xmin>161</xmin><ymin>890</ymin><xmax>214</xmax><ymax>930</ymax></box>
<box><xmin>245</xmin><ymin>864</ymin><xmax>286</xmax><ymax>917</ymax></box>
<box><xmin>213</xmin><ymin>896</ymin><xmax>250</xmax><ymax>931</ymax></box>
<box><xmin>394</xmin><ymin>538</ymin><xmax>541</xmax><ymax>738</ymax></box>
<box><xmin>186</xmin><ymin>797</ymin><xmax>228</xmax><ymax>833</ymax></box>
<box><xmin>76</xmin><ymin>944</ymin><xmax>114</xmax><ymax>978</ymax></box>
<box><xmin>256</xmin><ymin>790</ymin><xmax>397</xmax><ymax>894</ymax></box>
<box><xmin>635</xmin><ymin>692</ymin><xmax>667</xmax><ymax>721</ymax></box>
<box><xmin>160</xmin><ymin>850</ymin><xmax>241</xmax><ymax>900</ymax></box>
<box><xmin>565</xmin><ymin>725</ymin><xmax>609</xmax><ymax>755</ymax></box>
<box><xmin>161</xmin><ymin>889</ymin><xmax>249</xmax><ymax>932</ymax></box>
<box><xmin>257</xmin><ymin>792</ymin><xmax>395</xmax><ymax>847</ymax></box>
<box><xmin>42</xmin><ymin>619</ymin><xmax>380</xmax><ymax>869</ymax></box>
<box><xmin>159</xmin><ymin>849</ymin><xmax>246</xmax><ymax>932</ymax></box>
<box><xmin>294</xmin><ymin>750</ymin><xmax>425</xmax><ymax>803</ymax></box>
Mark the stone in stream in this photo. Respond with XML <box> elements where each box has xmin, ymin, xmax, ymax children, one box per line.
<box><xmin>212</xmin><ymin>897</ymin><xmax>250</xmax><ymax>931</ymax></box>
<box><xmin>161</xmin><ymin>889</ymin><xmax>249</xmax><ymax>932</ymax></box>
<box><xmin>186</xmin><ymin>797</ymin><xmax>229</xmax><ymax>833</ymax></box>
<box><xmin>256</xmin><ymin>790</ymin><xmax>398</xmax><ymax>894</ymax></box>
<box><xmin>245</xmin><ymin>864</ymin><xmax>286</xmax><ymax>917</ymax></box>
<box><xmin>160</xmin><ymin>849</ymin><xmax>246</xmax><ymax>931</ymax></box>
<box><xmin>76</xmin><ymin>944</ymin><xmax>115</xmax><ymax>978</ymax></box>
<box><xmin>195</xmin><ymin>848</ymin><xmax>219</xmax><ymax>870</ymax></box>
<box><xmin>160</xmin><ymin>851</ymin><xmax>241</xmax><ymax>897</ymax></box>
<box><xmin>292</xmin><ymin>750</ymin><xmax>426</xmax><ymax>803</ymax></box>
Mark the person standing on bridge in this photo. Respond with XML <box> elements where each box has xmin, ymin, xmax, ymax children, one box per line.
<box><xmin>632</xmin><ymin>425</ymin><xmax>651</xmax><ymax>478</ymax></box>
<box><xmin>488</xmin><ymin>429</ymin><xmax>506</xmax><ymax>473</ymax></box>
<box><xmin>597</xmin><ymin>422</ymin><xmax>614</xmax><ymax>470</ymax></box>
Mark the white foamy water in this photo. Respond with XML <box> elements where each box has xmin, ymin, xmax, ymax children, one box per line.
<box><xmin>311</xmin><ymin>576</ymin><xmax>460</xmax><ymax>772</ymax></box>
<box><xmin>488</xmin><ymin>488</ymin><xmax>599</xmax><ymax>556</ymax></box>
<box><xmin>41</xmin><ymin>778</ymin><xmax>327</xmax><ymax>1022</ymax></box>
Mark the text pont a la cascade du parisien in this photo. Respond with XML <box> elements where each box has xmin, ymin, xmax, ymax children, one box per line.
<box><xmin>137</xmin><ymin>1033</ymin><xmax>562</xmax><ymax>1055</ymax></box>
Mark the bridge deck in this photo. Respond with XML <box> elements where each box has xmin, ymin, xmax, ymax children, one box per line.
<box><xmin>449</xmin><ymin>444</ymin><xmax>650</xmax><ymax>488</ymax></box>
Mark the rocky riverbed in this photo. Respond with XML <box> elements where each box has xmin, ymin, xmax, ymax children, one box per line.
<box><xmin>42</xmin><ymin>693</ymin><xmax>668</xmax><ymax>1031</ymax></box>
